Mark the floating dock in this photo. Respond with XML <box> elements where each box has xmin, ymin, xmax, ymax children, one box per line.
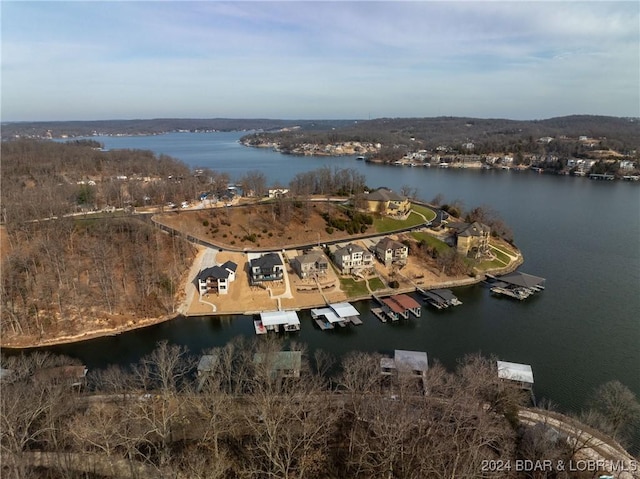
<box><xmin>420</xmin><ymin>288</ymin><xmax>462</xmax><ymax>309</ymax></box>
<box><xmin>256</xmin><ymin>311</ymin><xmax>301</xmax><ymax>334</ymax></box>
<box><xmin>371</xmin><ymin>307</ymin><xmax>387</xmax><ymax>323</ymax></box>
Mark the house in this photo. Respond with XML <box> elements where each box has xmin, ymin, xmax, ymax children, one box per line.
<box><xmin>268</xmin><ymin>188</ymin><xmax>289</xmax><ymax>198</ymax></box>
<box><xmin>363</xmin><ymin>188</ymin><xmax>411</xmax><ymax>217</ymax></box>
<box><xmin>332</xmin><ymin>243</ymin><xmax>373</xmax><ymax>275</ymax></box>
<box><xmin>497</xmin><ymin>360</ymin><xmax>534</xmax><ymax>390</ymax></box>
<box><xmin>453</xmin><ymin>222</ymin><xmax>490</xmax><ymax>258</ymax></box>
<box><xmin>249</xmin><ymin>253</ymin><xmax>284</xmax><ymax>285</ymax></box>
<box><xmin>374</xmin><ymin>237</ymin><xmax>408</xmax><ymax>266</ymax></box>
<box><xmin>197</xmin><ymin>261</ymin><xmax>237</xmax><ymax>295</ymax></box>
<box><xmin>292</xmin><ymin>251</ymin><xmax>329</xmax><ymax>279</ymax></box>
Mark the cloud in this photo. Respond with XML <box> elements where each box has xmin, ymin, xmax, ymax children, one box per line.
<box><xmin>2</xmin><ymin>1</ymin><xmax>638</xmax><ymax>121</ymax></box>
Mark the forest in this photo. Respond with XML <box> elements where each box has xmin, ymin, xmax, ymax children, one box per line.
<box><xmin>2</xmin><ymin>338</ymin><xmax>639</xmax><ymax>479</ymax></box>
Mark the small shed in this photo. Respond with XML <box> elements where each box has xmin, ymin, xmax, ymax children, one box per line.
<box><xmin>497</xmin><ymin>360</ymin><xmax>534</xmax><ymax>389</ymax></box>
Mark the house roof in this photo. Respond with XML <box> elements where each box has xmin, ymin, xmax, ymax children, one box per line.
<box><xmin>198</xmin><ymin>265</ymin><xmax>231</xmax><ymax>281</ymax></box>
<box><xmin>497</xmin><ymin>361</ymin><xmax>534</xmax><ymax>384</ymax></box>
<box><xmin>221</xmin><ymin>260</ymin><xmax>237</xmax><ymax>273</ymax></box>
<box><xmin>334</xmin><ymin>243</ymin><xmax>368</xmax><ymax>257</ymax></box>
<box><xmin>254</xmin><ymin>351</ymin><xmax>302</xmax><ymax>372</ymax></box>
<box><xmin>458</xmin><ymin>221</ymin><xmax>490</xmax><ymax>237</ymax></box>
<box><xmin>197</xmin><ymin>354</ymin><xmax>219</xmax><ymax>373</ymax></box>
<box><xmin>295</xmin><ymin>252</ymin><xmax>327</xmax><ymax>265</ymax></box>
<box><xmin>376</xmin><ymin>237</ymin><xmax>406</xmax><ymax>251</ymax></box>
<box><xmin>367</xmin><ymin>188</ymin><xmax>406</xmax><ymax>202</ymax></box>
<box><xmin>250</xmin><ymin>253</ymin><xmax>283</xmax><ymax>269</ymax></box>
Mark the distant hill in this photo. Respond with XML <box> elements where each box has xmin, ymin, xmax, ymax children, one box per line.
<box><xmin>0</xmin><ymin>118</ymin><xmax>358</xmax><ymax>140</ymax></box>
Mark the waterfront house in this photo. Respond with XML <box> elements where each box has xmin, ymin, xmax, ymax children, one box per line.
<box><xmin>292</xmin><ymin>251</ymin><xmax>329</xmax><ymax>279</ymax></box>
<box><xmin>453</xmin><ymin>221</ymin><xmax>491</xmax><ymax>258</ymax></box>
<box><xmin>374</xmin><ymin>237</ymin><xmax>409</xmax><ymax>266</ymax></box>
<box><xmin>249</xmin><ymin>253</ymin><xmax>284</xmax><ymax>285</ymax></box>
<box><xmin>363</xmin><ymin>187</ymin><xmax>410</xmax><ymax>217</ymax></box>
<box><xmin>332</xmin><ymin>243</ymin><xmax>374</xmax><ymax>275</ymax></box>
<box><xmin>197</xmin><ymin>261</ymin><xmax>237</xmax><ymax>296</ymax></box>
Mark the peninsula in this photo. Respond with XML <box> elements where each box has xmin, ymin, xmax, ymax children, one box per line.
<box><xmin>0</xmin><ymin>139</ymin><xmax>521</xmax><ymax>348</ymax></box>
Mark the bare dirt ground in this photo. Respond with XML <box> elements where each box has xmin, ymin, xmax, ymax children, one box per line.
<box><xmin>155</xmin><ymin>201</ymin><xmax>370</xmax><ymax>250</ymax></box>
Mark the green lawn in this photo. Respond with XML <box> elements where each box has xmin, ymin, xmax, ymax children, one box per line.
<box><xmin>411</xmin><ymin>232</ymin><xmax>450</xmax><ymax>254</ymax></box>
<box><xmin>339</xmin><ymin>278</ymin><xmax>370</xmax><ymax>298</ymax></box>
<box><xmin>374</xmin><ymin>211</ymin><xmax>425</xmax><ymax>233</ymax></box>
<box><xmin>410</xmin><ymin>203</ymin><xmax>437</xmax><ymax>222</ymax></box>
<box><xmin>367</xmin><ymin>277</ymin><xmax>386</xmax><ymax>292</ymax></box>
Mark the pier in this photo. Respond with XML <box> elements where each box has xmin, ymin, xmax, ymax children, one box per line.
<box><xmin>420</xmin><ymin>288</ymin><xmax>462</xmax><ymax>309</ymax></box>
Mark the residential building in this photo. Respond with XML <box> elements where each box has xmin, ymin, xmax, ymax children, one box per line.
<box><xmin>453</xmin><ymin>222</ymin><xmax>491</xmax><ymax>258</ymax></box>
<box><xmin>292</xmin><ymin>251</ymin><xmax>329</xmax><ymax>279</ymax></box>
<box><xmin>197</xmin><ymin>261</ymin><xmax>237</xmax><ymax>295</ymax></box>
<box><xmin>249</xmin><ymin>253</ymin><xmax>284</xmax><ymax>284</ymax></box>
<box><xmin>333</xmin><ymin>243</ymin><xmax>373</xmax><ymax>275</ymax></box>
<box><xmin>374</xmin><ymin>237</ymin><xmax>409</xmax><ymax>266</ymax></box>
<box><xmin>363</xmin><ymin>187</ymin><xmax>410</xmax><ymax>217</ymax></box>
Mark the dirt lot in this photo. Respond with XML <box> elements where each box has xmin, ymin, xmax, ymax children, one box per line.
<box><xmin>155</xmin><ymin>201</ymin><xmax>372</xmax><ymax>250</ymax></box>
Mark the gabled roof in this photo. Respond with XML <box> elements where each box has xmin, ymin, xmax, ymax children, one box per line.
<box><xmin>376</xmin><ymin>237</ymin><xmax>406</xmax><ymax>251</ymax></box>
<box><xmin>457</xmin><ymin>221</ymin><xmax>490</xmax><ymax>237</ymax></box>
<box><xmin>295</xmin><ymin>252</ymin><xmax>327</xmax><ymax>265</ymax></box>
<box><xmin>335</xmin><ymin>243</ymin><xmax>368</xmax><ymax>257</ymax></box>
<box><xmin>251</xmin><ymin>253</ymin><xmax>283</xmax><ymax>269</ymax></box>
<box><xmin>498</xmin><ymin>272</ymin><xmax>546</xmax><ymax>288</ymax></box>
<box><xmin>221</xmin><ymin>260</ymin><xmax>237</xmax><ymax>273</ymax></box>
<box><xmin>367</xmin><ymin>187</ymin><xmax>406</xmax><ymax>202</ymax></box>
<box><xmin>198</xmin><ymin>265</ymin><xmax>231</xmax><ymax>281</ymax></box>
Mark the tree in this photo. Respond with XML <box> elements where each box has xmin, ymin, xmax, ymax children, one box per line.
<box><xmin>585</xmin><ymin>380</ymin><xmax>640</xmax><ymax>443</ymax></box>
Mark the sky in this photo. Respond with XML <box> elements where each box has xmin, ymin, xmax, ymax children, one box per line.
<box><xmin>2</xmin><ymin>1</ymin><xmax>639</xmax><ymax>121</ymax></box>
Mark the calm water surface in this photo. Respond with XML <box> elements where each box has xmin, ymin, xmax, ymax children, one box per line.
<box><xmin>43</xmin><ymin>132</ymin><xmax>640</xmax><ymax>425</ymax></box>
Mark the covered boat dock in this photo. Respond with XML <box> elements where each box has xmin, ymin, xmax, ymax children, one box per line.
<box><xmin>490</xmin><ymin>271</ymin><xmax>545</xmax><ymax>300</ymax></box>
<box><xmin>254</xmin><ymin>311</ymin><xmax>301</xmax><ymax>334</ymax></box>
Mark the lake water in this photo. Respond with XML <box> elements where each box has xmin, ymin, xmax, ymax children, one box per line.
<box><xmin>46</xmin><ymin>132</ymin><xmax>639</xmax><ymax>428</ymax></box>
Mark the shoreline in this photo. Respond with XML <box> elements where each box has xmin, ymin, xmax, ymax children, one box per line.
<box><xmin>0</xmin><ymin>256</ymin><xmax>522</xmax><ymax>351</ymax></box>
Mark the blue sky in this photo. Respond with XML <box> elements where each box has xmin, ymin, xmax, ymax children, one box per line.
<box><xmin>2</xmin><ymin>1</ymin><xmax>639</xmax><ymax>121</ymax></box>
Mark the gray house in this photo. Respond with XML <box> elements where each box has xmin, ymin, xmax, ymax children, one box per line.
<box><xmin>292</xmin><ymin>251</ymin><xmax>329</xmax><ymax>279</ymax></box>
<box><xmin>249</xmin><ymin>253</ymin><xmax>284</xmax><ymax>285</ymax></box>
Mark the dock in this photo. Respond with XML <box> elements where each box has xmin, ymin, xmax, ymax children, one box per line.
<box><xmin>311</xmin><ymin>302</ymin><xmax>362</xmax><ymax>330</ymax></box>
<box><xmin>255</xmin><ymin>310</ymin><xmax>301</xmax><ymax>334</ymax></box>
<box><xmin>420</xmin><ymin>288</ymin><xmax>462</xmax><ymax>309</ymax></box>
<box><xmin>381</xmin><ymin>297</ymin><xmax>404</xmax><ymax>321</ymax></box>
<box><xmin>489</xmin><ymin>271</ymin><xmax>545</xmax><ymax>301</ymax></box>
<box><xmin>390</xmin><ymin>294</ymin><xmax>422</xmax><ymax>318</ymax></box>
<box><xmin>371</xmin><ymin>307</ymin><xmax>387</xmax><ymax>323</ymax></box>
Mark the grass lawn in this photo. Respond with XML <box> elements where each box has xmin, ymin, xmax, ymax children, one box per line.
<box><xmin>411</xmin><ymin>232</ymin><xmax>450</xmax><ymax>254</ymax></box>
<box><xmin>410</xmin><ymin>203</ymin><xmax>437</xmax><ymax>222</ymax></box>
<box><xmin>367</xmin><ymin>277</ymin><xmax>386</xmax><ymax>292</ymax></box>
<box><xmin>339</xmin><ymin>277</ymin><xmax>370</xmax><ymax>298</ymax></box>
<box><xmin>374</xmin><ymin>211</ymin><xmax>425</xmax><ymax>233</ymax></box>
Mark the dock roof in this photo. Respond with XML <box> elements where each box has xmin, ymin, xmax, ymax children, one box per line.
<box><xmin>329</xmin><ymin>302</ymin><xmax>360</xmax><ymax>318</ymax></box>
<box><xmin>395</xmin><ymin>350</ymin><xmax>429</xmax><ymax>373</ymax></box>
<box><xmin>382</xmin><ymin>297</ymin><xmax>405</xmax><ymax>314</ymax></box>
<box><xmin>498</xmin><ymin>272</ymin><xmax>545</xmax><ymax>288</ymax></box>
<box><xmin>260</xmin><ymin>311</ymin><xmax>301</xmax><ymax>327</ymax></box>
<box><xmin>391</xmin><ymin>294</ymin><xmax>421</xmax><ymax>310</ymax></box>
<box><xmin>497</xmin><ymin>360</ymin><xmax>534</xmax><ymax>384</ymax></box>
<box><xmin>311</xmin><ymin>307</ymin><xmax>342</xmax><ymax>323</ymax></box>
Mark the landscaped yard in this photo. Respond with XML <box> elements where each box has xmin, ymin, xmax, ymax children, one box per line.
<box><xmin>410</xmin><ymin>203</ymin><xmax>437</xmax><ymax>222</ymax></box>
<box><xmin>367</xmin><ymin>277</ymin><xmax>386</xmax><ymax>292</ymax></box>
<box><xmin>339</xmin><ymin>277</ymin><xmax>369</xmax><ymax>298</ymax></box>
<box><xmin>411</xmin><ymin>232</ymin><xmax>450</xmax><ymax>254</ymax></box>
<box><xmin>374</xmin><ymin>211</ymin><xmax>426</xmax><ymax>233</ymax></box>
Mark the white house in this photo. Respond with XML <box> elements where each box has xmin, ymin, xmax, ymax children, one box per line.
<box><xmin>332</xmin><ymin>243</ymin><xmax>374</xmax><ymax>275</ymax></box>
<box><xmin>197</xmin><ymin>261</ymin><xmax>237</xmax><ymax>295</ymax></box>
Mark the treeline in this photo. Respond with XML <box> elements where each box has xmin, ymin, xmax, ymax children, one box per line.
<box><xmin>3</xmin><ymin>339</ymin><xmax>638</xmax><ymax>479</ymax></box>
<box><xmin>288</xmin><ymin>166</ymin><xmax>367</xmax><ymax>197</ymax></box>
<box><xmin>242</xmin><ymin>115</ymin><xmax>640</xmax><ymax>156</ymax></box>
<box><xmin>1</xmin><ymin>119</ymin><xmax>357</xmax><ymax>140</ymax></box>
